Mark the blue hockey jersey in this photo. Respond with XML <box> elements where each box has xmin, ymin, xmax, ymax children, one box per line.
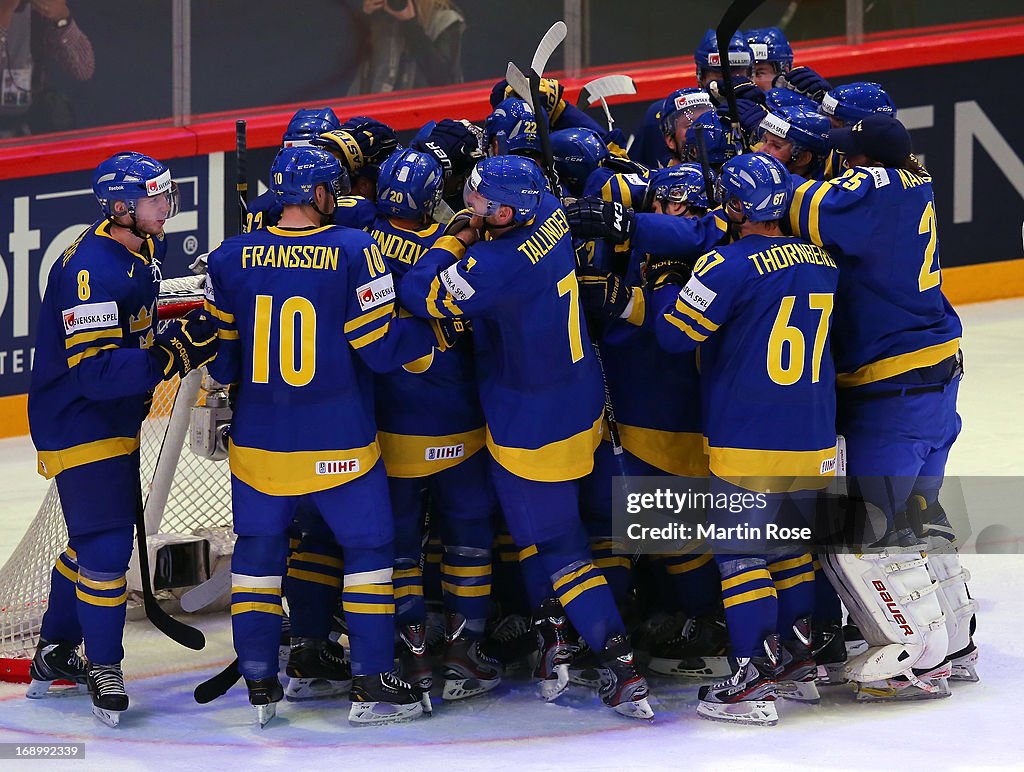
<box><xmin>204</xmin><ymin>223</ymin><xmax>439</xmax><ymax>495</ymax></box>
<box><xmin>29</xmin><ymin>221</ymin><xmax>166</xmax><ymax>478</ymax></box>
<box><xmin>245</xmin><ymin>191</ymin><xmax>377</xmax><ymax>233</ymax></box>
<box><xmin>653</xmin><ymin>234</ymin><xmax>839</xmax><ymax>491</ymax></box>
<box><xmin>398</xmin><ymin>195</ymin><xmax>605</xmax><ymax>482</ymax></box>
<box><xmin>369</xmin><ymin>216</ymin><xmax>486</xmax><ymax>478</ymax></box>
<box><xmin>786</xmin><ymin>166</ymin><xmax>962</xmax><ymax>386</ymax></box>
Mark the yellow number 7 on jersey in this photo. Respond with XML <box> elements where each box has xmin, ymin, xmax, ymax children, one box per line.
<box><xmin>557</xmin><ymin>271</ymin><xmax>585</xmax><ymax>364</ymax></box>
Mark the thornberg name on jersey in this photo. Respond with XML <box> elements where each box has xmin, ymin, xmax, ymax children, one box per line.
<box><xmin>241</xmin><ymin>244</ymin><xmax>341</xmax><ymax>270</ymax></box>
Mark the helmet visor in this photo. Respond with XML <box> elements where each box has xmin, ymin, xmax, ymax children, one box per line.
<box><xmin>133</xmin><ymin>181</ymin><xmax>180</xmax><ymax>220</ymax></box>
<box><xmin>463</xmin><ymin>175</ymin><xmax>502</xmax><ymax>217</ymax></box>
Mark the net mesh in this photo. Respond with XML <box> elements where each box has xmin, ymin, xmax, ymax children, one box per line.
<box><xmin>0</xmin><ymin>371</ymin><xmax>232</xmax><ymax>663</ymax></box>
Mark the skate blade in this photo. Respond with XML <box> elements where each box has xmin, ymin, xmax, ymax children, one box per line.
<box><xmin>442</xmin><ymin>676</ymin><xmax>500</xmax><ymax>701</ymax></box>
<box><xmin>648</xmin><ymin>656</ymin><xmax>732</xmax><ymax>679</ymax></box>
<box><xmin>778</xmin><ymin>680</ymin><xmax>821</xmax><ymax>704</ymax></box>
<box><xmin>420</xmin><ymin>693</ymin><xmax>433</xmax><ymax>715</ymax></box>
<box><xmin>539</xmin><ymin>664</ymin><xmax>570</xmax><ymax>702</ymax></box>
<box><xmin>696</xmin><ymin>699</ymin><xmax>778</xmax><ymax>726</ymax></box>
<box><xmin>93</xmin><ymin>705</ymin><xmax>123</xmax><ymax>728</ymax></box>
<box><xmin>815</xmin><ymin>663</ymin><xmax>849</xmax><ymax>686</ymax></box>
<box><xmin>26</xmin><ymin>680</ymin><xmax>87</xmax><ymax>699</ymax></box>
<box><xmin>949</xmin><ymin>649</ymin><xmax>980</xmax><ymax>682</ymax></box>
<box><xmin>568</xmin><ymin>667</ymin><xmax>606</xmax><ymax>689</ymax></box>
<box><xmin>255</xmin><ymin>703</ymin><xmax>277</xmax><ymax>728</ymax></box>
<box><xmin>348</xmin><ymin>700</ymin><xmax>424</xmax><ymax>726</ymax></box>
<box><xmin>284</xmin><ymin>677</ymin><xmax>353</xmax><ymax>701</ymax></box>
<box><xmin>613</xmin><ymin>697</ymin><xmax>655</xmax><ymax>721</ymax></box>
<box><xmin>855</xmin><ymin>679</ymin><xmax>952</xmax><ymax>702</ymax></box>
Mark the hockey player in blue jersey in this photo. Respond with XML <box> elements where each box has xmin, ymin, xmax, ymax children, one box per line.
<box><xmin>647</xmin><ymin>153</ymin><xmax>838</xmax><ymax>725</ymax></box>
<box><xmin>757</xmin><ymin>105</ymin><xmax>839</xmax><ymax>179</ymax></box>
<box><xmin>204</xmin><ymin>146</ymin><xmax>451</xmax><ymax>726</ymax></box>
<box><xmin>370</xmin><ymin>148</ymin><xmax>503</xmax><ymax>703</ymax></box>
<box><xmin>484</xmin><ymin>97</ymin><xmax>544</xmax><ymax>160</ymax></box>
<box><xmin>28</xmin><ymin>152</ymin><xmax>218</xmax><ymax>726</ymax></box>
<box><xmin>746</xmin><ymin>27</ymin><xmax>794</xmax><ymax>92</ymax></box>
<box><xmin>787</xmin><ymin>115</ymin><xmax>975</xmax><ymax>699</ymax></box>
<box><xmin>550</xmin><ymin>126</ymin><xmax>609</xmax><ymax>198</ymax></box>
<box><xmin>398</xmin><ymin>155</ymin><xmax>653</xmax><ymax>719</ymax></box>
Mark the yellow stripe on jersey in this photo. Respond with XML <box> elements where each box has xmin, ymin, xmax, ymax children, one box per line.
<box><xmin>552</xmin><ymin>565</ymin><xmax>593</xmax><ymax>592</ymax></box>
<box><xmin>441</xmin><ymin>582</ymin><xmax>491</xmax><ymax>597</ymax></box>
<box><xmin>789</xmin><ymin>179</ymin><xmax>817</xmax><ymax>237</ymax></box>
<box><xmin>266</xmin><ymin>224</ymin><xmax>333</xmax><ymax>238</ymax></box>
<box><xmin>344</xmin><ymin>303</ymin><xmax>394</xmax><ymax>334</ymax></box>
<box><xmin>342</xmin><ymin>601</ymin><xmax>395</xmax><ymax>614</ymax></box>
<box><xmin>76</xmin><ymin>588</ymin><xmax>128</xmax><ymax>607</ymax></box>
<box><xmin>722</xmin><ymin>586</ymin><xmax>777</xmax><ymax>608</ymax></box>
<box><xmin>78</xmin><ymin>574</ymin><xmax>126</xmax><ymax>591</ymax></box>
<box><xmin>615</xmin><ymin>424</ymin><xmax>708</xmax><ymax>477</ymax></box>
<box><xmin>66</xmin><ymin>344</ymin><xmax>119</xmax><ymax>368</ymax></box>
<box><xmin>378</xmin><ymin>427</ymin><xmax>485</xmax><ymax>478</ymax></box>
<box><xmin>767</xmin><ymin>554</ymin><xmax>813</xmax><ymax>573</ymax></box>
<box><xmin>487</xmin><ymin>413</ymin><xmax>603</xmax><ymax>483</ymax></box>
<box><xmin>204</xmin><ymin>300</ymin><xmax>235</xmax><ymax>324</ymax></box>
<box><xmin>441</xmin><ymin>564</ymin><xmax>492</xmax><ymax>578</ymax></box>
<box><xmin>774</xmin><ymin>571</ymin><xmax>815</xmax><ymax>591</ymax></box>
<box><xmin>36</xmin><ymin>435</ymin><xmax>141</xmax><ymax>479</ymax></box>
<box><xmin>349</xmin><ymin>320</ymin><xmax>390</xmax><ymax>349</ymax></box>
<box><xmin>425</xmin><ymin>276</ymin><xmax>445</xmax><ymax>319</ymax></box>
<box><xmin>65</xmin><ymin>328</ymin><xmax>122</xmax><ymax>349</ymax></box>
<box><xmin>806</xmin><ymin>181</ymin><xmax>833</xmax><ymax>247</ymax></box>
<box><xmin>231</xmin><ymin>601</ymin><xmax>283</xmax><ymax>615</ymax></box>
<box><xmin>290</xmin><ymin>552</ymin><xmax>344</xmax><ymax>570</ymax></box>
<box><xmin>402</xmin><ymin>350</ymin><xmax>434</xmax><ymax>374</ymax></box>
<box><xmin>721</xmin><ymin>568</ymin><xmax>772</xmax><ymax>591</ymax></box>
<box><xmin>218</xmin><ymin>328</ymin><xmax>240</xmax><ymax>340</ymax></box>
<box><xmin>230</xmin><ymin>584</ymin><xmax>280</xmax><ymax>596</ymax></box>
<box><xmin>624</xmin><ymin>287</ymin><xmax>646</xmax><ymax>326</ymax></box>
<box><xmin>559</xmin><ymin>575</ymin><xmax>608</xmax><ymax>606</ymax></box>
<box><xmin>836</xmin><ymin>338</ymin><xmax>960</xmax><ymax>388</ymax></box>
<box><xmin>662</xmin><ymin>311</ymin><xmax>708</xmax><ymax>342</ymax></box>
<box><xmin>674</xmin><ymin>296</ymin><xmax>720</xmax><ymax>331</ymax></box>
<box><xmin>708</xmin><ymin>444</ymin><xmax>837</xmax><ymax>493</ymax></box>
<box><xmin>227</xmin><ymin>439</ymin><xmax>379</xmax><ymax>495</ymax></box>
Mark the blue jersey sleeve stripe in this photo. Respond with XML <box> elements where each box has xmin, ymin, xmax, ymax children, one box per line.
<box><xmin>204</xmin><ymin>300</ymin><xmax>234</xmax><ymax>324</ymax></box>
<box><xmin>64</xmin><ymin>327</ymin><xmax>122</xmax><ymax>349</ymax></box>
<box><xmin>662</xmin><ymin>311</ymin><xmax>708</xmax><ymax>342</ymax></box>
<box><xmin>348</xmin><ymin>319</ymin><xmax>391</xmax><ymax>349</ymax></box>
<box><xmin>806</xmin><ymin>182</ymin><xmax>833</xmax><ymax>247</ymax></box>
<box><xmin>66</xmin><ymin>343</ymin><xmax>119</xmax><ymax>368</ymax></box>
<box><xmin>674</xmin><ymin>296</ymin><xmax>720</xmax><ymax>332</ymax></box>
<box><xmin>789</xmin><ymin>179</ymin><xmax>817</xmax><ymax>238</ymax></box>
<box><xmin>343</xmin><ymin>302</ymin><xmax>394</xmax><ymax>334</ymax></box>
<box><xmin>425</xmin><ymin>276</ymin><xmax>451</xmax><ymax>319</ymax></box>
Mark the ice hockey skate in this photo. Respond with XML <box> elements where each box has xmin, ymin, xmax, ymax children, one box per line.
<box><xmin>812</xmin><ymin>620</ymin><xmax>849</xmax><ymax>685</ymax></box>
<box><xmin>246</xmin><ymin>676</ymin><xmax>284</xmax><ymax>728</ymax></box>
<box><xmin>348</xmin><ymin>672</ymin><xmax>425</xmax><ymax>726</ymax></box>
<box><xmin>775</xmin><ymin>618</ymin><xmax>820</xmax><ymax>704</ymax></box>
<box><xmin>284</xmin><ymin>638</ymin><xmax>352</xmax><ymax>701</ymax></box>
<box><xmin>949</xmin><ymin>639</ymin><xmax>980</xmax><ymax>682</ymax></box>
<box><xmin>441</xmin><ymin>613</ymin><xmax>501</xmax><ymax>701</ymax></box>
<box><xmin>532</xmin><ymin>598</ymin><xmax>580</xmax><ymax>701</ymax></box>
<box><xmin>854</xmin><ymin>661</ymin><xmax>953</xmax><ymax>702</ymax></box>
<box><xmin>596</xmin><ymin>635</ymin><xmax>654</xmax><ymax>720</ymax></box>
<box><xmin>696</xmin><ymin>636</ymin><xmax>781</xmax><ymax>726</ymax></box>
<box><xmin>397</xmin><ymin>623</ymin><xmax>434</xmax><ymax>713</ymax></box>
<box><xmin>25</xmin><ymin>638</ymin><xmax>88</xmax><ymax>698</ymax></box>
<box><xmin>645</xmin><ymin>613</ymin><xmax>731</xmax><ymax>678</ymax></box>
<box><xmin>87</xmin><ymin>663</ymin><xmax>129</xmax><ymax>728</ymax></box>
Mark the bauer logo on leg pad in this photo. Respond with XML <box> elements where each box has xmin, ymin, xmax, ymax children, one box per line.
<box><xmin>872</xmin><ymin>580</ymin><xmax>914</xmax><ymax>636</ymax></box>
<box><xmin>315</xmin><ymin>459</ymin><xmax>360</xmax><ymax>475</ymax></box>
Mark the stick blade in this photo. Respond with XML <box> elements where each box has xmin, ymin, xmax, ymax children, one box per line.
<box><xmin>505</xmin><ymin>61</ymin><xmax>534</xmax><ymax>112</ymax></box>
<box><xmin>576</xmin><ymin>75</ymin><xmax>637</xmax><ymax>108</ymax></box>
<box><xmin>531</xmin><ymin>20</ymin><xmax>567</xmax><ymax>74</ymax></box>
<box><xmin>194</xmin><ymin>659</ymin><xmax>241</xmax><ymax>704</ymax></box>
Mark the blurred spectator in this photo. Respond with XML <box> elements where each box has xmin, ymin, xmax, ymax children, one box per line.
<box><xmin>0</xmin><ymin>0</ymin><xmax>94</xmax><ymax>137</ymax></box>
<box><xmin>349</xmin><ymin>0</ymin><xmax>465</xmax><ymax>94</ymax></box>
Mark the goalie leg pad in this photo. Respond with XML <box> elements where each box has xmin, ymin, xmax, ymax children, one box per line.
<box><xmin>821</xmin><ymin>548</ymin><xmax>947</xmax><ymax>682</ymax></box>
<box><xmin>926</xmin><ymin>550</ymin><xmax>978</xmax><ymax>660</ymax></box>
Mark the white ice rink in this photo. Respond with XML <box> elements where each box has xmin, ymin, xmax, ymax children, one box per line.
<box><xmin>0</xmin><ymin>298</ymin><xmax>1021</xmax><ymax>771</ymax></box>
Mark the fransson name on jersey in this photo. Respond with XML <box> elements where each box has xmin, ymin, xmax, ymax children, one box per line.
<box><xmin>369</xmin><ymin>215</ymin><xmax>486</xmax><ymax>478</ymax></box>
<box><xmin>204</xmin><ymin>224</ymin><xmax>438</xmax><ymax>496</ymax></box>
<box><xmin>29</xmin><ymin>221</ymin><xmax>167</xmax><ymax>478</ymax></box>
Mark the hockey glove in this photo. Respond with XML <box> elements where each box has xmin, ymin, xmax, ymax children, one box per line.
<box><xmin>644</xmin><ymin>254</ymin><xmax>692</xmax><ymax>291</ymax></box>
<box><xmin>319</xmin><ymin>118</ymin><xmax>399</xmax><ymax>173</ymax></box>
<box><xmin>602</xmin><ymin>154</ymin><xmax>648</xmax><ymax>177</ymax></box>
<box><xmin>578</xmin><ymin>266</ymin><xmax>633</xmax><ymax>321</ymax></box>
<box><xmin>707</xmin><ymin>77</ymin><xmax>763</xmax><ymax>107</ymax></box>
<box><xmin>152</xmin><ymin>308</ymin><xmax>218</xmax><ymax>379</ymax></box>
<box><xmin>774</xmin><ymin>66</ymin><xmax>833</xmax><ymax>102</ymax></box>
<box><xmin>442</xmin><ymin>207</ymin><xmax>480</xmax><ymax>246</ymax></box>
<box><xmin>736</xmin><ymin>98</ymin><xmax>769</xmax><ymax>138</ymax></box>
<box><xmin>499</xmin><ymin>76</ymin><xmax>567</xmax><ymax>124</ymax></box>
<box><xmin>431</xmin><ymin>318</ymin><xmax>470</xmax><ymax>351</ymax></box>
<box><xmin>565</xmin><ymin>197</ymin><xmax>636</xmax><ymax>245</ymax></box>
<box><xmin>412</xmin><ymin>119</ymin><xmax>486</xmax><ymax>181</ymax></box>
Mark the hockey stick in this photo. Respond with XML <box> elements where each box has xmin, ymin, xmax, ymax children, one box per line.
<box><xmin>179</xmin><ymin>566</ymin><xmax>231</xmax><ymax>613</ymax></box>
<box><xmin>236</xmin><ymin>120</ymin><xmax>248</xmax><ymax>234</ymax></box>
<box><xmin>575</xmin><ymin>75</ymin><xmax>637</xmax><ymax>131</ymax></box>
<box><xmin>715</xmin><ymin>0</ymin><xmax>767</xmax><ymax>153</ymax></box>
<box><xmin>693</xmin><ymin>125</ymin><xmax>717</xmax><ymax>206</ymax></box>
<box><xmin>531</xmin><ymin>20</ymin><xmax>567</xmax><ymax>77</ymax></box>
<box><xmin>194</xmin><ymin>659</ymin><xmax>241</xmax><ymax>704</ymax></box>
<box><xmin>134</xmin><ymin>491</ymin><xmax>206</xmax><ymax>650</ymax></box>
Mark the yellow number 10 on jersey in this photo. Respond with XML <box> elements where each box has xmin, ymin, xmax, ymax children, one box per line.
<box><xmin>252</xmin><ymin>294</ymin><xmax>317</xmax><ymax>387</ymax></box>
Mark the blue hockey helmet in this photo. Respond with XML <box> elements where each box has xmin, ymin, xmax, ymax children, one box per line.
<box><xmin>694</xmin><ymin>29</ymin><xmax>754</xmax><ymax>83</ymax></box>
<box><xmin>645</xmin><ymin>163</ymin><xmax>714</xmax><ymax>212</ymax></box>
<box><xmin>93</xmin><ymin>151</ymin><xmax>180</xmax><ymax>221</ymax></box>
<box><xmin>658</xmin><ymin>87</ymin><xmax>714</xmax><ymax>137</ymax></box>
<box><xmin>765</xmin><ymin>87</ymin><xmax>817</xmax><ymax>113</ymax></box>
<box><xmin>683</xmin><ymin>110</ymin><xmax>735</xmax><ymax>165</ymax></box>
<box><xmin>376</xmin><ymin>149</ymin><xmax>445</xmax><ymax>221</ymax></box>
<box><xmin>484</xmin><ymin>98</ymin><xmax>543</xmax><ymax>157</ymax></box>
<box><xmin>282</xmin><ymin>108</ymin><xmax>341</xmax><ymax>148</ymax></box>
<box><xmin>550</xmin><ymin>127</ymin><xmax>609</xmax><ymax>196</ymax></box>
<box><xmin>716</xmin><ymin>152</ymin><xmax>793</xmax><ymax>223</ymax></box>
<box><xmin>463</xmin><ymin>155</ymin><xmax>546</xmax><ymax>224</ymax></box>
<box><xmin>746</xmin><ymin>27</ymin><xmax>794</xmax><ymax>72</ymax></box>
<box><xmin>270</xmin><ymin>146</ymin><xmax>349</xmax><ymax>207</ymax></box>
<box><xmin>590</xmin><ymin>169</ymin><xmax>650</xmax><ymax>211</ymax></box>
<box><xmin>758</xmin><ymin>105</ymin><xmax>832</xmax><ymax>156</ymax></box>
<box><xmin>820</xmin><ymin>82</ymin><xmax>897</xmax><ymax>126</ymax></box>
